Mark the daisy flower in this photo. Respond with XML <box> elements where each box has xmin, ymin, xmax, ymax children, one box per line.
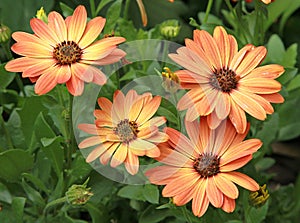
<box><xmin>170</xmin><ymin>26</ymin><xmax>284</xmax><ymax>133</ymax></box>
<box><xmin>146</xmin><ymin>117</ymin><xmax>262</xmax><ymax>217</ymax></box>
<box><xmin>5</xmin><ymin>5</ymin><xmax>126</xmax><ymax>96</ymax></box>
<box><xmin>78</xmin><ymin>90</ymin><xmax>168</xmax><ymax>175</ymax></box>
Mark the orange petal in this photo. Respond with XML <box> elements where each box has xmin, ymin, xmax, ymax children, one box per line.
<box><xmin>165</xmin><ymin>127</ymin><xmax>195</xmax><ymax>157</ymax></box>
<box><xmin>228</xmin><ymin>98</ymin><xmax>247</xmax><ymax>134</ymax></box>
<box><xmin>259</xmin><ymin>93</ymin><xmax>284</xmax><ymax>103</ymax></box>
<box><xmin>176</xmin><ymin>69</ymin><xmax>209</xmax><ymax>85</ymax></box>
<box><xmin>222</xmin><ymin>172</ymin><xmax>259</xmax><ymax>191</ymax></box>
<box><xmin>145</xmin><ymin>165</ymin><xmax>182</xmax><ymax>185</ymax></box>
<box><xmin>5</xmin><ymin>57</ymin><xmax>40</xmax><ymax>73</ymax></box>
<box><xmin>177</xmin><ymin>88</ymin><xmax>205</xmax><ymax>110</ymax></box>
<box><xmin>206</xmin><ymin>177</ymin><xmax>223</xmax><ymax>208</ymax></box>
<box><xmin>56</xmin><ymin>65</ymin><xmax>72</xmax><ymax>84</ymax></box>
<box><xmin>99</xmin><ymin>142</ymin><xmax>119</xmax><ymax>165</ymax></box>
<box><xmin>173</xmin><ymin>186</ymin><xmax>195</xmax><ymax>206</ymax></box>
<box><xmin>221</xmin><ymin>139</ymin><xmax>262</xmax><ymax>165</ymax></box>
<box><xmin>162</xmin><ymin>171</ymin><xmax>200</xmax><ymax>197</ymax></box>
<box><xmin>231</xmin><ymin>89</ymin><xmax>266</xmax><ymax>120</ymax></box>
<box><xmin>213</xmin><ymin>26</ymin><xmax>231</xmax><ymax>68</ymax></box>
<box><xmin>141</xmin><ymin>116</ymin><xmax>166</xmax><ymax>128</ymax></box>
<box><xmin>222</xmin><ymin>195</ymin><xmax>236</xmax><ymax>213</ymax></box>
<box><xmin>198</xmin><ymin>117</ymin><xmax>211</xmax><ymax>153</ymax></box>
<box><xmin>30</xmin><ymin>18</ymin><xmax>59</xmax><ymax>46</ymax></box>
<box><xmin>239</xmin><ymin>78</ymin><xmax>281</xmax><ymax>94</ymax></box>
<box><xmin>130</xmin><ymin>138</ymin><xmax>157</xmax><ymax>153</ymax></box>
<box><xmin>78</xmin><ymin>123</ymin><xmax>98</xmax><ymax>135</ymax></box>
<box><xmin>235</xmin><ymin>46</ymin><xmax>267</xmax><ymax>77</ymax></box>
<box><xmin>34</xmin><ymin>67</ymin><xmax>58</xmax><ymax>95</ymax></box>
<box><xmin>136</xmin><ymin>96</ymin><xmax>161</xmax><ymax>125</ymax></box>
<box><xmin>145</xmin><ymin>132</ymin><xmax>168</xmax><ymax>143</ymax></box>
<box><xmin>47</xmin><ymin>11</ymin><xmax>67</xmax><ymax>42</ymax></box>
<box><xmin>110</xmin><ymin>143</ymin><xmax>127</xmax><ymax>167</ymax></box>
<box><xmin>138</xmin><ymin>125</ymin><xmax>158</xmax><ymax>139</ymax></box>
<box><xmin>243</xmin><ymin>64</ymin><xmax>285</xmax><ymax>80</ymax></box>
<box><xmin>12</xmin><ymin>31</ymin><xmax>52</xmax><ymax>48</ymax></box>
<box><xmin>67</xmin><ymin>5</ymin><xmax>87</xmax><ymax>42</ymax></box>
<box><xmin>124</xmin><ymin>90</ymin><xmax>138</xmax><ymax>116</ymax></box>
<box><xmin>78</xmin><ymin>135</ymin><xmax>105</xmax><ymax>148</ymax></box>
<box><xmin>97</xmin><ymin>97</ymin><xmax>113</xmax><ymax>112</ymax></box>
<box><xmin>185</xmin><ymin>119</ymin><xmax>201</xmax><ymax>152</ymax></box>
<box><xmin>220</xmin><ymin>155</ymin><xmax>253</xmax><ymax>172</ymax></box>
<box><xmin>82</xmin><ymin>37</ymin><xmax>125</xmax><ymax>60</ymax></box>
<box><xmin>11</xmin><ymin>42</ymin><xmax>52</xmax><ymax>58</ymax></box>
<box><xmin>215</xmin><ymin>92</ymin><xmax>230</xmax><ymax>120</ymax></box>
<box><xmin>145</xmin><ymin>146</ymin><xmax>160</xmax><ymax>158</ymax></box>
<box><xmin>227</xmin><ymin>34</ymin><xmax>238</xmax><ymax>65</ymax></box>
<box><xmin>22</xmin><ymin>59</ymin><xmax>55</xmax><ymax>77</ymax></box>
<box><xmin>71</xmin><ymin>63</ymin><xmax>93</xmax><ymax>82</ymax></box>
<box><xmin>66</xmin><ymin>74</ymin><xmax>84</xmax><ymax>96</ymax></box>
<box><xmin>192</xmin><ymin>179</ymin><xmax>209</xmax><ymax>217</ymax></box>
<box><xmin>79</xmin><ymin>17</ymin><xmax>106</xmax><ymax>49</ymax></box>
<box><xmin>86</xmin><ymin>142</ymin><xmax>113</xmax><ymax>162</ymax></box>
<box><xmin>206</xmin><ymin>111</ymin><xmax>223</xmax><ymax>130</ymax></box>
<box><xmin>229</xmin><ymin>44</ymin><xmax>253</xmax><ymax>71</ymax></box>
<box><xmin>83</xmin><ymin>48</ymin><xmax>126</xmax><ymax>66</ymax></box>
<box><xmin>198</xmin><ymin>29</ymin><xmax>222</xmax><ymax>70</ymax></box>
<box><xmin>111</xmin><ymin>90</ymin><xmax>125</xmax><ymax>121</ymax></box>
<box><xmin>124</xmin><ymin>150</ymin><xmax>139</xmax><ymax>175</ymax></box>
<box><xmin>214</xmin><ymin>175</ymin><xmax>239</xmax><ymax>199</ymax></box>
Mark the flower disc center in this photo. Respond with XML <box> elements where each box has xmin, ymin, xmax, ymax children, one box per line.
<box><xmin>53</xmin><ymin>41</ymin><xmax>82</xmax><ymax>65</ymax></box>
<box><xmin>209</xmin><ymin>68</ymin><xmax>240</xmax><ymax>93</ymax></box>
<box><xmin>114</xmin><ymin>119</ymin><xmax>139</xmax><ymax>144</ymax></box>
<box><xmin>193</xmin><ymin>153</ymin><xmax>220</xmax><ymax>178</ymax></box>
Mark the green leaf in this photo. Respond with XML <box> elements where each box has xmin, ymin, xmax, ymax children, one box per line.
<box><xmin>117</xmin><ymin>185</ymin><xmax>146</xmax><ymax>201</ymax></box>
<box><xmin>104</xmin><ymin>0</ymin><xmax>122</xmax><ymax>33</ymax></box>
<box><xmin>21</xmin><ymin>179</ymin><xmax>45</xmax><ymax>207</ymax></box>
<box><xmin>95</xmin><ymin>0</ymin><xmax>115</xmax><ymax>14</ymax></box>
<box><xmin>84</xmin><ymin>202</ymin><xmax>108</xmax><ymax>223</ymax></box>
<box><xmin>59</xmin><ymin>2</ymin><xmax>74</xmax><ymax>17</ymax></box>
<box><xmin>143</xmin><ymin>184</ymin><xmax>159</xmax><ymax>204</ymax></box>
<box><xmin>11</xmin><ymin>197</ymin><xmax>26</xmax><ymax>223</ymax></box>
<box><xmin>5</xmin><ymin>110</ymin><xmax>26</xmax><ymax>149</ymax></box>
<box><xmin>255</xmin><ymin>157</ymin><xmax>275</xmax><ymax>171</ymax></box>
<box><xmin>286</xmin><ymin>74</ymin><xmax>300</xmax><ymax>92</ymax></box>
<box><xmin>282</xmin><ymin>43</ymin><xmax>298</xmax><ymax>68</ymax></box>
<box><xmin>0</xmin><ymin>0</ymin><xmax>54</xmax><ymax>32</ymax></box>
<box><xmin>22</xmin><ymin>173</ymin><xmax>50</xmax><ymax>195</ymax></box>
<box><xmin>265</xmin><ymin>34</ymin><xmax>285</xmax><ymax>64</ymax></box>
<box><xmin>139</xmin><ymin>206</ymin><xmax>171</xmax><ymax>223</ymax></box>
<box><xmin>278</xmin><ymin>122</ymin><xmax>300</xmax><ymax>141</ymax></box>
<box><xmin>0</xmin><ymin>182</ymin><xmax>12</xmax><ymax>203</ymax></box>
<box><xmin>198</xmin><ymin>12</ymin><xmax>223</xmax><ymax>25</ymax></box>
<box><xmin>0</xmin><ymin>149</ymin><xmax>34</xmax><ymax>182</ymax></box>
<box><xmin>245</xmin><ymin>201</ymin><xmax>269</xmax><ymax>223</ymax></box>
<box><xmin>0</xmin><ymin>64</ymin><xmax>15</xmax><ymax>89</ymax></box>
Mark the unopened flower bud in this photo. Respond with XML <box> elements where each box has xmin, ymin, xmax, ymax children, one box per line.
<box><xmin>161</xmin><ymin>67</ymin><xmax>180</xmax><ymax>93</ymax></box>
<box><xmin>0</xmin><ymin>24</ymin><xmax>11</xmax><ymax>43</ymax></box>
<box><xmin>249</xmin><ymin>184</ymin><xmax>270</xmax><ymax>207</ymax></box>
<box><xmin>36</xmin><ymin>7</ymin><xmax>48</xmax><ymax>23</ymax></box>
<box><xmin>65</xmin><ymin>178</ymin><xmax>93</xmax><ymax>205</ymax></box>
<box><xmin>160</xmin><ymin>20</ymin><xmax>180</xmax><ymax>39</ymax></box>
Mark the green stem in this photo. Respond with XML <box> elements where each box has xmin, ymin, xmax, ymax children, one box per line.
<box><xmin>67</xmin><ymin>94</ymin><xmax>75</xmax><ymax>168</ymax></box>
<box><xmin>43</xmin><ymin>196</ymin><xmax>67</xmax><ymax>214</ymax></box>
<box><xmin>124</xmin><ymin>0</ymin><xmax>132</xmax><ymax>20</ymax></box>
<box><xmin>0</xmin><ymin>113</ymin><xmax>14</xmax><ymax>149</ymax></box>
<box><xmin>203</xmin><ymin>0</ymin><xmax>214</xmax><ymax>24</ymax></box>
<box><xmin>15</xmin><ymin>75</ymin><xmax>26</xmax><ymax>97</ymax></box>
<box><xmin>181</xmin><ymin>206</ymin><xmax>193</xmax><ymax>223</ymax></box>
<box><xmin>3</xmin><ymin>41</ymin><xmax>13</xmax><ymax>60</ymax></box>
<box><xmin>89</xmin><ymin>0</ymin><xmax>96</xmax><ymax>17</ymax></box>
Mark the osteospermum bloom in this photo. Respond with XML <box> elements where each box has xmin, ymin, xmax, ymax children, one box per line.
<box><xmin>5</xmin><ymin>5</ymin><xmax>126</xmax><ymax>95</ymax></box>
<box><xmin>146</xmin><ymin>117</ymin><xmax>261</xmax><ymax>217</ymax></box>
<box><xmin>78</xmin><ymin>90</ymin><xmax>168</xmax><ymax>175</ymax></box>
<box><xmin>170</xmin><ymin>26</ymin><xmax>284</xmax><ymax>133</ymax></box>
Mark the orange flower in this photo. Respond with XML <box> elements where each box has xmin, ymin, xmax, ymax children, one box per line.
<box><xmin>5</xmin><ymin>5</ymin><xmax>126</xmax><ymax>96</ymax></box>
<box><xmin>78</xmin><ymin>90</ymin><xmax>168</xmax><ymax>175</ymax></box>
<box><xmin>170</xmin><ymin>26</ymin><xmax>284</xmax><ymax>133</ymax></box>
<box><xmin>146</xmin><ymin>117</ymin><xmax>261</xmax><ymax>217</ymax></box>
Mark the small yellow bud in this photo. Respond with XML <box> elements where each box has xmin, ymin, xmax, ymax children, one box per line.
<box><xmin>36</xmin><ymin>7</ymin><xmax>48</xmax><ymax>23</ymax></box>
<box><xmin>249</xmin><ymin>184</ymin><xmax>270</xmax><ymax>207</ymax></box>
<box><xmin>160</xmin><ymin>20</ymin><xmax>180</xmax><ymax>39</ymax></box>
<box><xmin>161</xmin><ymin>67</ymin><xmax>180</xmax><ymax>94</ymax></box>
<box><xmin>0</xmin><ymin>24</ymin><xmax>11</xmax><ymax>43</ymax></box>
<box><xmin>65</xmin><ymin>178</ymin><xmax>93</xmax><ymax>205</ymax></box>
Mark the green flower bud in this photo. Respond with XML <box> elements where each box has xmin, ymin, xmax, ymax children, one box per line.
<box><xmin>65</xmin><ymin>178</ymin><xmax>93</xmax><ymax>205</ymax></box>
<box><xmin>160</xmin><ymin>20</ymin><xmax>180</xmax><ymax>39</ymax></box>
<box><xmin>36</xmin><ymin>7</ymin><xmax>48</xmax><ymax>23</ymax></box>
<box><xmin>249</xmin><ymin>184</ymin><xmax>270</xmax><ymax>207</ymax></box>
<box><xmin>0</xmin><ymin>24</ymin><xmax>11</xmax><ymax>43</ymax></box>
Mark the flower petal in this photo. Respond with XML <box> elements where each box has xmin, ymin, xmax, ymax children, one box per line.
<box><xmin>30</xmin><ymin>18</ymin><xmax>59</xmax><ymax>46</ymax></box>
<box><xmin>111</xmin><ymin>143</ymin><xmax>128</xmax><ymax>167</ymax></box>
<box><xmin>5</xmin><ymin>57</ymin><xmax>44</xmax><ymax>73</ymax></box>
<box><xmin>86</xmin><ymin>142</ymin><xmax>113</xmax><ymax>162</ymax></box>
<box><xmin>222</xmin><ymin>172</ymin><xmax>259</xmax><ymax>191</ymax></box>
<box><xmin>214</xmin><ymin>174</ymin><xmax>239</xmax><ymax>199</ymax></box>
<box><xmin>22</xmin><ymin>59</ymin><xmax>56</xmax><ymax>77</ymax></box>
<box><xmin>66</xmin><ymin>74</ymin><xmax>84</xmax><ymax>96</ymax></box>
<box><xmin>228</xmin><ymin>97</ymin><xmax>247</xmax><ymax>134</ymax></box>
<box><xmin>11</xmin><ymin>42</ymin><xmax>52</xmax><ymax>58</ymax></box>
<box><xmin>34</xmin><ymin>67</ymin><xmax>58</xmax><ymax>95</ymax></box>
<box><xmin>222</xmin><ymin>195</ymin><xmax>236</xmax><ymax>213</ymax></box>
<box><xmin>78</xmin><ymin>123</ymin><xmax>98</xmax><ymax>135</ymax></box>
<box><xmin>243</xmin><ymin>64</ymin><xmax>285</xmax><ymax>80</ymax></box>
<box><xmin>124</xmin><ymin>150</ymin><xmax>139</xmax><ymax>175</ymax></box>
<box><xmin>78</xmin><ymin>135</ymin><xmax>105</xmax><ymax>148</ymax></box>
<box><xmin>192</xmin><ymin>179</ymin><xmax>209</xmax><ymax>217</ymax></box>
<box><xmin>67</xmin><ymin>5</ymin><xmax>87</xmax><ymax>42</ymax></box>
<box><xmin>206</xmin><ymin>177</ymin><xmax>223</xmax><ymax>208</ymax></box>
<box><xmin>48</xmin><ymin>11</ymin><xmax>67</xmax><ymax>42</ymax></box>
<box><xmin>79</xmin><ymin>17</ymin><xmax>106</xmax><ymax>49</ymax></box>
<box><xmin>213</xmin><ymin>26</ymin><xmax>231</xmax><ymax>68</ymax></box>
